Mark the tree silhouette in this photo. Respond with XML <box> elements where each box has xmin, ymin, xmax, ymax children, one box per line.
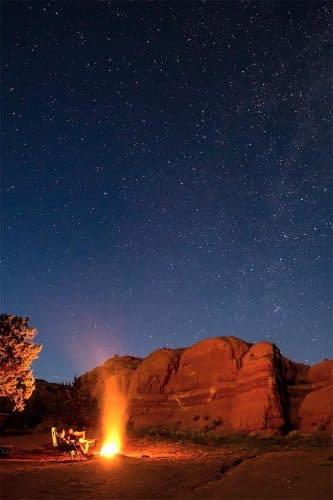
<box><xmin>0</xmin><ymin>314</ymin><xmax>42</xmax><ymax>411</ymax></box>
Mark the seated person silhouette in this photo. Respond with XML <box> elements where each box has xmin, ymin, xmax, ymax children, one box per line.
<box><xmin>66</xmin><ymin>428</ymin><xmax>96</xmax><ymax>455</ymax></box>
<box><xmin>56</xmin><ymin>428</ymin><xmax>69</xmax><ymax>442</ymax></box>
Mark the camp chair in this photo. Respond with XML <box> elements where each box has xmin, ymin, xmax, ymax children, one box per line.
<box><xmin>51</xmin><ymin>427</ymin><xmax>87</xmax><ymax>461</ymax></box>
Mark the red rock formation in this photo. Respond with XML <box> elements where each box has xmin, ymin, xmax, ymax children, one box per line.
<box><xmin>80</xmin><ymin>338</ymin><xmax>332</xmax><ymax>436</ymax></box>
<box><xmin>283</xmin><ymin>359</ymin><xmax>310</xmax><ymax>429</ymax></box>
<box><xmin>127</xmin><ymin>337</ymin><xmax>289</xmax><ymax>434</ymax></box>
<box><xmin>230</xmin><ymin>342</ymin><xmax>287</xmax><ymax>433</ymax></box>
<box><xmin>81</xmin><ymin>355</ymin><xmax>141</xmax><ymax>409</ymax></box>
<box><xmin>127</xmin><ymin>348</ymin><xmax>183</xmax><ymax>430</ymax></box>
<box><xmin>299</xmin><ymin>360</ymin><xmax>333</xmax><ymax>432</ymax></box>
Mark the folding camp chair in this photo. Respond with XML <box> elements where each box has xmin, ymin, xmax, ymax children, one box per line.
<box><xmin>51</xmin><ymin>427</ymin><xmax>86</xmax><ymax>461</ymax></box>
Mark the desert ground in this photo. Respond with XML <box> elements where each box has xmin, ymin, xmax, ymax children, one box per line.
<box><xmin>1</xmin><ymin>431</ymin><xmax>332</xmax><ymax>500</ymax></box>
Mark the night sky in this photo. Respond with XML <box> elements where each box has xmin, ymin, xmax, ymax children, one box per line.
<box><xmin>1</xmin><ymin>1</ymin><xmax>332</xmax><ymax>382</ymax></box>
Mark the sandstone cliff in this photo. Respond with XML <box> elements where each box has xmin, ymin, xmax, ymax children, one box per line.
<box><xmin>80</xmin><ymin>337</ymin><xmax>333</xmax><ymax>435</ymax></box>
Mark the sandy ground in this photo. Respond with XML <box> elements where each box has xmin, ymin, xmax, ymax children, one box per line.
<box><xmin>0</xmin><ymin>432</ymin><xmax>332</xmax><ymax>499</ymax></box>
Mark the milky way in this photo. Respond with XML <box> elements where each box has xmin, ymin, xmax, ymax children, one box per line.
<box><xmin>1</xmin><ymin>2</ymin><xmax>332</xmax><ymax>381</ymax></box>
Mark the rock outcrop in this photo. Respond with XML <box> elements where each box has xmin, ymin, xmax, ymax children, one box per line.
<box><xmin>80</xmin><ymin>355</ymin><xmax>141</xmax><ymax>407</ymax></box>
<box><xmin>126</xmin><ymin>337</ymin><xmax>291</xmax><ymax>434</ymax></box>
<box><xmin>298</xmin><ymin>360</ymin><xmax>333</xmax><ymax>432</ymax></box>
<box><xmin>230</xmin><ymin>342</ymin><xmax>288</xmax><ymax>433</ymax></box>
<box><xmin>81</xmin><ymin>337</ymin><xmax>333</xmax><ymax>435</ymax></box>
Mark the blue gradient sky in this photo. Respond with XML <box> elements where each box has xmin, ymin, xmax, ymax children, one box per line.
<box><xmin>1</xmin><ymin>1</ymin><xmax>332</xmax><ymax>381</ymax></box>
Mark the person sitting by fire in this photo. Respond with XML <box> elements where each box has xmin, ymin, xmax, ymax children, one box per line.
<box><xmin>56</xmin><ymin>428</ymin><xmax>67</xmax><ymax>442</ymax></box>
<box><xmin>66</xmin><ymin>428</ymin><xmax>96</xmax><ymax>455</ymax></box>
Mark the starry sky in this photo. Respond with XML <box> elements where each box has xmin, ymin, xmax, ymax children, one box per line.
<box><xmin>1</xmin><ymin>1</ymin><xmax>332</xmax><ymax>382</ymax></box>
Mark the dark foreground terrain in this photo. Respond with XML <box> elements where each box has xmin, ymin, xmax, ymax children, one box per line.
<box><xmin>1</xmin><ymin>432</ymin><xmax>332</xmax><ymax>499</ymax></box>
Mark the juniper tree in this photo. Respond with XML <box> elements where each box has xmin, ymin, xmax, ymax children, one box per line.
<box><xmin>0</xmin><ymin>314</ymin><xmax>42</xmax><ymax>411</ymax></box>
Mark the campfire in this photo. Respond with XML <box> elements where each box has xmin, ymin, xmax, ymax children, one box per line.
<box><xmin>99</xmin><ymin>432</ymin><xmax>121</xmax><ymax>458</ymax></box>
<box><xmin>99</xmin><ymin>375</ymin><xmax>126</xmax><ymax>459</ymax></box>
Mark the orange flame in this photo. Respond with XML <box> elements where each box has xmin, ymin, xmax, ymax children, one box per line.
<box><xmin>100</xmin><ymin>436</ymin><xmax>120</xmax><ymax>458</ymax></box>
<box><xmin>100</xmin><ymin>375</ymin><xmax>126</xmax><ymax>458</ymax></box>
